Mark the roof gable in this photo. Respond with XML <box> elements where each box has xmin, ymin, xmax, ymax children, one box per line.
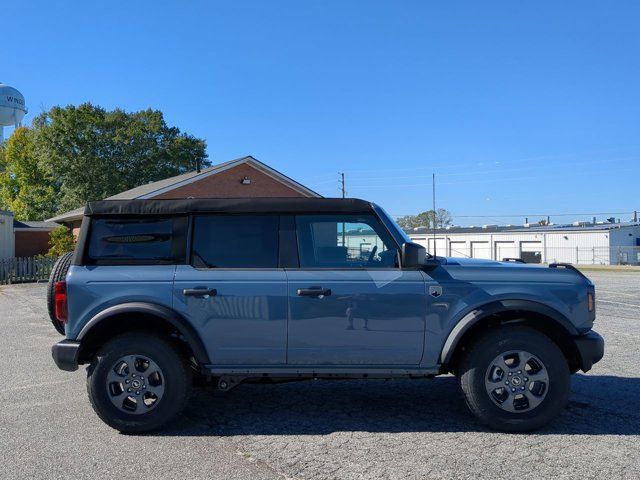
<box><xmin>47</xmin><ymin>156</ymin><xmax>321</xmax><ymax>223</ymax></box>
<box><xmin>133</xmin><ymin>156</ymin><xmax>320</xmax><ymax>199</ymax></box>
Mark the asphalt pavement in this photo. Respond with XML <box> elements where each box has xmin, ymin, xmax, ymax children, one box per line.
<box><xmin>0</xmin><ymin>271</ymin><xmax>638</xmax><ymax>479</ymax></box>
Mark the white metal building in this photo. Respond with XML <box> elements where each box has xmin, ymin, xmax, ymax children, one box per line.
<box><xmin>0</xmin><ymin>211</ymin><xmax>15</xmax><ymax>260</ymax></box>
<box><xmin>407</xmin><ymin>222</ymin><xmax>640</xmax><ymax>265</ymax></box>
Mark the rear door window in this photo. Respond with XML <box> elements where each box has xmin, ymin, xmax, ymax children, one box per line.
<box><xmin>87</xmin><ymin>217</ymin><xmax>185</xmax><ymax>264</ymax></box>
<box><xmin>191</xmin><ymin>215</ymin><xmax>279</xmax><ymax>268</ymax></box>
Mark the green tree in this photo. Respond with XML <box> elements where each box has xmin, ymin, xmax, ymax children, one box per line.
<box><xmin>0</xmin><ymin>103</ymin><xmax>209</xmax><ymax>220</ymax></box>
<box><xmin>396</xmin><ymin>208</ymin><xmax>453</xmax><ymax>230</ymax></box>
<box><xmin>0</xmin><ymin>127</ymin><xmax>57</xmax><ymax>220</ymax></box>
<box><xmin>47</xmin><ymin>225</ymin><xmax>76</xmax><ymax>257</ymax></box>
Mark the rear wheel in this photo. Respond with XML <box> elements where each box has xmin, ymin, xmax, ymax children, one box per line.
<box><xmin>87</xmin><ymin>333</ymin><xmax>191</xmax><ymax>433</ymax></box>
<box><xmin>458</xmin><ymin>325</ymin><xmax>570</xmax><ymax>432</ymax></box>
<box><xmin>46</xmin><ymin>252</ymin><xmax>74</xmax><ymax>335</ymax></box>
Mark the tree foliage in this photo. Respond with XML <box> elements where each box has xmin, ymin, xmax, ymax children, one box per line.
<box><xmin>47</xmin><ymin>225</ymin><xmax>76</xmax><ymax>257</ymax></box>
<box><xmin>0</xmin><ymin>127</ymin><xmax>57</xmax><ymax>220</ymax></box>
<box><xmin>396</xmin><ymin>208</ymin><xmax>453</xmax><ymax>230</ymax></box>
<box><xmin>0</xmin><ymin>103</ymin><xmax>209</xmax><ymax>220</ymax></box>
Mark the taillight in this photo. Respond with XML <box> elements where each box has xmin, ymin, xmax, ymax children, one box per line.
<box><xmin>587</xmin><ymin>292</ymin><xmax>595</xmax><ymax>313</ymax></box>
<box><xmin>54</xmin><ymin>281</ymin><xmax>68</xmax><ymax>322</ymax></box>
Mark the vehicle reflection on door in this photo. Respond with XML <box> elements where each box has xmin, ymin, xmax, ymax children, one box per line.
<box><xmin>287</xmin><ymin>270</ymin><xmax>427</xmax><ymax>365</ymax></box>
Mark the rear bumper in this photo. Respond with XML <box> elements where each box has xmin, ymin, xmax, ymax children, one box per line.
<box><xmin>51</xmin><ymin>340</ymin><xmax>81</xmax><ymax>372</ymax></box>
<box><xmin>573</xmin><ymin>330</ymin><xmax>604</xmax><ymax>372</ymax></box>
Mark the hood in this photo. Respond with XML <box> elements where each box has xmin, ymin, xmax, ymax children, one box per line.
<box><xmin>441</xmin><ymin>257</ymin><xmax>540</xmax><ymax>268</ymax></box>
<box><xmin>433</xmin><ymin>256</ymin><xmax>591</xmax><ymax>285</ymax></box>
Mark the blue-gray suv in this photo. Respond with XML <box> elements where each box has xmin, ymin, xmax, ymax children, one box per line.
<box><xmin>51</xmin><ymin>198</ymin><xmax>604</xmax><ymax>433</ymax></box>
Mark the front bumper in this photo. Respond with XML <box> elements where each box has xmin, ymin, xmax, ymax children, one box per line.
<box><xmin>52</xmin><ymin>340</ymin><xmax>81</xmax><ymax>372</ymax></box>
<box><xmin>573</xmin><ymin>330</ymin><xmax>604</xmax><ymax>372</ymax></box>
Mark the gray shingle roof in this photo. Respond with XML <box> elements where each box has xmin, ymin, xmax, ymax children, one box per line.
<box><xmin>13</xmin><ymin>220</ymin><xmax>59</xmax><ymax>229</ymax></box>
<box><xmin>46</xmin><ymin>156</ymin><xmax>321</xmax><ymax>223</ymax></box>
<box><xmin>105</xmin><ymin>157</ymin><xmax>243</xmax><ymax>200</ymax></box>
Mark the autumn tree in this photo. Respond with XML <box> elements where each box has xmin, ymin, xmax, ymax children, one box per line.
<box><xmin>396</xmin><ymin>208</ymin><xmax>453</xmax><ymax>230</ymax></box>
<box><xmin>0</xmin><ymin>127</ymin><xmax>57</xmax><ymax>220</ymax></box>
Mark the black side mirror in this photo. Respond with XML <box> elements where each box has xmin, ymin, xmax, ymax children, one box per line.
<box><xmin>401</xmin><ymin>242</ymin><xmax>426</xmax><ymax>268</ymax></box>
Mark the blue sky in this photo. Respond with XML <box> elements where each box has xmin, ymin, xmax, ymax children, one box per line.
<box><xmin>4</xmin><ymin>1</ymin><xmax>639</xmax><ymax>225</ymax></box>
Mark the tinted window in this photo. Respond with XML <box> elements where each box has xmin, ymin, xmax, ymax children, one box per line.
<box><xmin>88</xmin><ymin>218</ymin><xmax>181</xmax><ymax>263</ymax></box>
<box><xmin>296</xmin><ymin>214</ymin><xmax>398</xmax><ymax>268</ymax></box>
<box><xmin>192</xmin><ymin>215</ymin><xmax>279</xmax><ymax>268</ymax></box>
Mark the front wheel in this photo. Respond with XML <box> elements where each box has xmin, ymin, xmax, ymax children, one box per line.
<box><xmin>86</xmin><ymin>333</ymin><xmax>192</xmax><ymax>433</ymax></box>
<box><xmin>458</xmin><ymin>325</ymin><xmax>570</xmax><ymax>432</ymax></box>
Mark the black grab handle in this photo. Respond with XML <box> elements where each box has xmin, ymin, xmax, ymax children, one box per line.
<box><xmin>183</xmin><ymin>288</ymin><xmax>217</xmax><ymax>297</ymax></box>
<box><xmin>297</xmin><ymin>287</ymin><xmax>332</xmax><ymax>297</ymax></box>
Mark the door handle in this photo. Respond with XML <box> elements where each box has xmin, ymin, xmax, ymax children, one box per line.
<box><xmin>297</xmin><ymin>287</ymin><xmax>332</xmax><ymax>297</ymax></box>
<box><xmin>183</xmin><ymin>288</ymin><xmax>217</xmax><ymax>297</ymax></box>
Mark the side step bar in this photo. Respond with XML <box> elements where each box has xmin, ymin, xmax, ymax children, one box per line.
<box><xmin>202</xmin><ymin>365</ymin><xmax>440</xmax><ymax>379</ymax></box>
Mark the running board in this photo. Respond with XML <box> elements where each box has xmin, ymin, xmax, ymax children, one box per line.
<box><xmin>202</xmin><ymin>365</ymin><xmax>439</xmax><ymax>378</ymax></box>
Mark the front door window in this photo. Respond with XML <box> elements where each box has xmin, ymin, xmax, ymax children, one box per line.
<box><xmin>295</xmin><ymin>214</ymin><xmax>398</xmax><ymax>269</ymax></box>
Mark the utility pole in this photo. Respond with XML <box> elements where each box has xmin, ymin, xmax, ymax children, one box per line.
<box><xmin>634</xmin><ymin>210</ymin><xmax>638</xmax><ymax>222</ymax></box>
<box><xmin>432</xmin><ymin>173</ymin><xmax>437</xmax><ymax>257</ymax></box>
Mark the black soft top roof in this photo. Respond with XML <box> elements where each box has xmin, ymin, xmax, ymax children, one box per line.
<box><xmin>84</xmin><ymin>198</ymin><xmax>375</xmax><ymax>217</ymax></box>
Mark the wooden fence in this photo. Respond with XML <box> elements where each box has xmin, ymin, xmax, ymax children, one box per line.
<box><xmin>0</xmin><ymin>256</ymin><xmax>58</xmax><ymax>285</ymax></box>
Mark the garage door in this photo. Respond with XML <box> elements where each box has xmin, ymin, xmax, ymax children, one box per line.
<box><xmin>495</xmin><ymin>241</ymin><xmax>517</xmax><ymax>261</ymax></box>
<box><xmin>470</xmin><ymin>241</ymin><xmax>491</xmax><ymax>259</ymax></box>
<box><xmin>427</xmin><ymin>237</ymin><xmax>446</xmax><ymax>257</ymax></box>
<box><xmin>449</xmin><ymin>241</ymin><xmax>468</xmax><ymax>257</ymax></box>
<box><xmin>520</xmin><ymin>241</ymin><xmax>543</xmax><ymax>264</ymax></box>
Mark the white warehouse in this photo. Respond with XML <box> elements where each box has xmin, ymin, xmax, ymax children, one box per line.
<box><xmin>407</xmin><ymin>222</ymin><xmax>640</xmax><ymax>265</ymax></box>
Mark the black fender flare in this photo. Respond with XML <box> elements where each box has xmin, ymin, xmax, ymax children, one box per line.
<box><xmin>77</xmin><ymin>302</ymin><xmax>210</xmax><ymax>364</ymax></box>
<box><xmin>439</xmin><ymin>299</ymin><xmax>579</xmax><ymax>365</ymax></box>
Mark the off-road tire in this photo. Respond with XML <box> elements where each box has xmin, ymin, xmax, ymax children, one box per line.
<box><xmin>86</xmin><ymin>333</ymin><xmax>192</xmax><ymax>433</ymax></box>
<box><xmin>458</xmin><ymin>325</ymin><xmax>570</xmax><ymax>432</ymax></box>
<box><xmin>46</xmin><ymin>252</ymin><xmax>74</xmax><ymax>335</ymax></box>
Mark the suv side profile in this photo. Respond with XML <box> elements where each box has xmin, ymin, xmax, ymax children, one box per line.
<box><xmin>52</xmin><ymin>198</ymin><xmax>604</xmax><ymax>433</ymax></box>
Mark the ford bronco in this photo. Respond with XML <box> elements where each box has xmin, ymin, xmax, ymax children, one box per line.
<box><xmin>51</xmin><ymin>198</ymin><xmax>604</xmax><ymax>433</ymax></box>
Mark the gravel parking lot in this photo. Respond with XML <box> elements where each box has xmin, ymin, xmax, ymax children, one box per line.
<box><xmin>1</xmin><ymin>271</ymin><xmax>638</xmax><ymax>480</ymax></box>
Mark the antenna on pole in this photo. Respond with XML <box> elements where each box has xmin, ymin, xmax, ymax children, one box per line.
<box><xmin>432</xmin><ymin>173</ymin><xmax>437</xmax><ymax>257</ymax></box>
<box><xmin>340</xmin><ymin>172</ymin><xmax>346</xmax><ymax>247</ymax></box>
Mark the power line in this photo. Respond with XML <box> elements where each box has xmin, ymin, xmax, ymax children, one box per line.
<box><xmin>325</xmin><ymin>147</ymin><xmax>640</xmax><ymax>175</ymax></box>
<box><xmin>389</xmin><ymin>211</ymin><xmax>638</xmax><ymax>221</ymax></box>
<box><xmin>452</xmin><ymin>211</ymin><xmax>637</xmax><ymax>218</ymax></box>
<box><xmin>347</xmin><ymin>166</ymin><xmax>640</xmax><ymax>188</ymax></box>
<box><xmin>333</xmin><ymin>156</ymin><xmax>638</xmax><ymax>183</ymax></box>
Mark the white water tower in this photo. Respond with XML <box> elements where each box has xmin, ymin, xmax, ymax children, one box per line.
<box><xmin>0</xmin><ymin>82</ymin><xmax>27</xmax><ymax>142</ymax></box>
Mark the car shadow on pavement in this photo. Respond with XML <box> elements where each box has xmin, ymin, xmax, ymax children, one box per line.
<box><xmin>159</xmin><ymin>374</ymin><xmax>639</xmax><ymax>437</ymax></box>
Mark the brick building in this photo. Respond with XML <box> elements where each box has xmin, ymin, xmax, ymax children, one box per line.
<box><xmin>47</xmin><ymin>156</ymin><xmax>321</xmax><ymax>233</ymax></box>
<box><xmin>0</xmin><ymin>211</ymin><xmax>59</xmax><ymax>260</ymax></box>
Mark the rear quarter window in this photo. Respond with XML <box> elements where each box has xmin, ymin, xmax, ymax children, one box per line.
<box><xmin>86</xmin><ymin>217</ymin><xmax>186</xmax><ymax>264</ymax></box>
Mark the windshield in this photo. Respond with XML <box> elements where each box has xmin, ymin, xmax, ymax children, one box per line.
<box><xmin>372</xmin><ymin>205</ymin><xmax>412</xmax><ymax>244</ymax></box>
<box><xmin>373</xmin><ymin>204</ymin><xmax>435</xmax><ymax>260</ymax></box>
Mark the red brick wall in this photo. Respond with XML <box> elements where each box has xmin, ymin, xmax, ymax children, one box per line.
<box><xmin>15</xmin><ymin>231</ymin><xmax>52</xmax><ymax>257</ymax></box>
<box><xmin>155</xmin><ymin>164</ymin><xmax>310</xmax><ymax>199</ymax></box>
